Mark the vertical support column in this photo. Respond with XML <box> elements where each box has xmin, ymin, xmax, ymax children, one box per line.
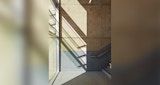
<box><xmin>58</xmin><ymin>0</ymin><xmax>62</xmax><ymax>72</ymax></box>
<box><xmin>55</xmin><ymin>2</ymin><xmax>60</xmax><ymax>73</ymax></box>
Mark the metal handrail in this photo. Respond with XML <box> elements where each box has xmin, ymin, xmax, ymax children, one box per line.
<box><xmin>90</xmin><ymin>44</ymin><xmax>111</xmax><ymax>57</ymax></box>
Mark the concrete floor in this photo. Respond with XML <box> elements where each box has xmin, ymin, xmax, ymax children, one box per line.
<box><xmin>53</xmin><ymin>71</ymin><xmax>110</xmax><ymax>85</ymax></box>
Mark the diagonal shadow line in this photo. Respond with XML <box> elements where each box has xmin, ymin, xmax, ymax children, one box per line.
<box><xmin>60</xmin><ymin>7</ymin><xmax>87</xmax><ymax>42</ymax></box>
<box><xmin>61</xmin><ymin>40</ymin><xmax>87</xmax><ymax>70</ymax></box>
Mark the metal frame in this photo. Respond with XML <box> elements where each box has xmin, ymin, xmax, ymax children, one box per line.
<box><xmin>49</xmin><ymin>0</ymin><xmax>60</xmax><ymax>85</ymax></box>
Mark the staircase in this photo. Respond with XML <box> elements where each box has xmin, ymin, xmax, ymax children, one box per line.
<box><xmin>49</xmin><ymin>4</ymin><xmax>111</xmax><ymax>74</ymax></box>
<box><xmin>90</xmin><ymin>44</ymin><xmax>111</xmax><ymax>76</ymax></box>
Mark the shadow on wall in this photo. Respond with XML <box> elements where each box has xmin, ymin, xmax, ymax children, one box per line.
<box><xmin>60</xmin><ymin>0</ymin><xmax>111</xmax><ymax>71</ymax></box>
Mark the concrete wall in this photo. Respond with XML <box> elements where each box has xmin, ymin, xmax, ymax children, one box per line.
<box><xmin>112</xmin><ymin>0</ymin><xmax>159</xmax><ymax>84</ymax></box>
<box><xmin>80</xmin><ymin>0</ymin><xmax>111</xmax><ymax>51</ymax></box>
<box><xmin>60</xmin><ymin>0</ymin><xmax>111</xmax><ymax>70</ymax></box>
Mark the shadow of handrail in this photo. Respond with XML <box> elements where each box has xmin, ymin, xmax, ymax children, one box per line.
<box><xmin>61</xmin><ymin>16</ymin><xmax>86</xmax><ymax>46</ymax></box>
<box><xmin>62</xmin><ymin>26</ymin><xmax>86</xmax><ymax>49</ymax></box>
<box><xmin>49</xmin><ymin>10</ymin><xmax>87</xmax><ymax>70</ymax></box>
<box><xmin>60</xmin><ymin>7</ymin><xmax>87</xmax><ymax>39</ymax></box>
<box><xmin>49</xmin><ymin>9</ymin><xmax>86</xmax><ymax>46</ymax></box>
<box><xmin>49</xmin><ymin>9</ymin><xmax>87</xmax><ymax>56</ymax></box>
<box><xmin>49</xmin><ymin>29</ymin><xmax>87</xmax><ymax>70</ymax></box>
<box><xmin>61</xmin><ymin>39</ymin><xmax>87</xmax><ymax>70</ymax></box>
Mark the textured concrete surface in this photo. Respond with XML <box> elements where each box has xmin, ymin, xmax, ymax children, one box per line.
<box><xmin>61</xmin><ymin>0</ymin><xmax>111</xmax><ymax>70</ymax></box>
<box><xmin>61</xmin><ymin>0</ymin><xmax>111</xmax><ymax>51</ymax></box>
